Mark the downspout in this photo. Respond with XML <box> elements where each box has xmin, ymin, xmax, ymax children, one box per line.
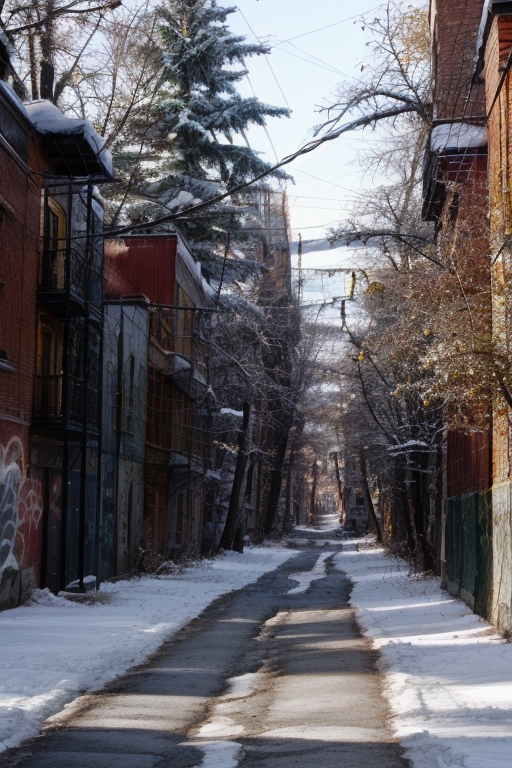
<box><xmin>77</xmin><ymin>183</ymin><xmax>93</xmax><ymax>592</ymax></box>
<box><xmin>94</xmin><ymin>187</ymin><xmax>105</xmax><ymax>588</ymax></box>
<box><xmin>114</xmin><ymin>299</ymin><xmax>124</xmax><ymax>574</ymax></box>
<box><xmin>58</xmin><ymin>182</ymin><xmax>72</xmax><ymax>592</ymax></box>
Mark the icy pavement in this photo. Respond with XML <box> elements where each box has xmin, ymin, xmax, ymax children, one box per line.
<box><xmin>336</xmin><ymin>538</ymin><xmax>512</xmax><ymax>768</ymax></box>
<box><xmin>0</xmin><ymin>546</ymin><xmax>296</xmax><ymax>753</ymax></box>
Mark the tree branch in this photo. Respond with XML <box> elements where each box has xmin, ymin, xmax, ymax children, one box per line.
<box><xmin>6</xmin><ymin>0</ymin><xmax>121</xmax><ymax>34</ymax></box>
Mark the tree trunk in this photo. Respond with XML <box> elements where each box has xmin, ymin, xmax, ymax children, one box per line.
<box><xmin>282</xmin><ymin>447</ymin><xmax>295</xmax><ymax>534</ymax></box>
<box><xmin>220</xmin><ymin>401</ymin><xmax>250</xmax><ymax>550</ymax></box>
<box><xmin>308</xmin><ymin>460</ymin><xmax>318</xmax><ymax>525</ymax></box>
<box><xmin>332</xmin><ymin>451</ymin><xmax>343</xmax><ymax>512</ymax></box>
<box><xmin>359</xmin><ymin>453</ymin><xmax>382</xmax><ymax>543</ymax></box>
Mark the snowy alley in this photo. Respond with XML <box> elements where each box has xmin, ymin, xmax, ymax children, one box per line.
<box><xmin>1</xmin><ymin>516</ymin><xmax>511</xmax><ymax>768</ymax></box>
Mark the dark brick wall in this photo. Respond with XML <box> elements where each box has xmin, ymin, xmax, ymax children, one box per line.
<box><xmin>432</xmin><ymin>0</ymin><xmax>486</xmax><ymax>120</ymax></box>
<box><xmin>0</xmin><ymin>143</ymin><xmax>40</xmax><ymax>423</ymax></box>
<box><xmin>0</xmin><ymin>116</ymin><xmax>45</xmax><ymax>608</ymax></box>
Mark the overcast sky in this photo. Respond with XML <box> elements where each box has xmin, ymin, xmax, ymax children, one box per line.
<box><xmin>227</xmin><ymin>0</ymin><xmax>385</xmax><ymax>240</ymax></box>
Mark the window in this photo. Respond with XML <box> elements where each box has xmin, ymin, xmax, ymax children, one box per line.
<box><xmin>41</xmin><ymin>196</ymin><xmax>66</xmax><ymax>289</ymax></box>
<box><xmin>147</xmin><ymin>367</ymin><xmax>173</xmax><ymax>449</ymax></box>
<box><xmin>35</xmin><ymin>316</ymin><xmax>63</xmax><ymax>418</ymax></box>
<box><xmin>123</xmin><ymin>353</ymin><xmax>135</xmax><ymax>433</ymax></box>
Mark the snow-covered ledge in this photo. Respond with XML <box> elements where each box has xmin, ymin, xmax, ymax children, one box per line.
<box><xmin>25</xmin><ymin>100</ymin><xmax>113</xmax><ymax>178</ymax></box>
<box><xmin>431</xmin><ymin>123</ymin><xmax>487</xmax><ymax>153</ymax></box>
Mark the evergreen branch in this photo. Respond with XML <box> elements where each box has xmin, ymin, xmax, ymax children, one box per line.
<box><xmin>106</xmin><ymin>103</ymin><xmax>424</xmax><ymax>237</ymax></box>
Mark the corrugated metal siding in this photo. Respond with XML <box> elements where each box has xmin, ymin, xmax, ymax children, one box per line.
<box><xmin>445</xmin><ymin>491</ymin><xmax>493</xmax><ymax>618</ymax></box>
<box><xmin>104</xmin><ymin>235</ymin><xmax>177</xmax><ymax>305</ymax></box>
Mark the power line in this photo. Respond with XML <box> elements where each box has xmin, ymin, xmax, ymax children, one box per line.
<box><xmin>284</xmin><ymin>40</ymin><xmax>348</xmax><ymax>77</ymax></box>
<box><xmin>271</xmin><ymin>45</ymin><xmax>347</xmax><ymax>78</ymax></box>
<box><xmin>290</xmin><ymin>220</ymin><xmax>341</xmax><ymax>230</ymax></box>
<box><xmin>294</xmin><ymin>169</ymin><xmax>365</xmax><ymax>196</ymax></box>
<box><xmin>268</xmin><ymin>7</ymin><xmax>382</xmax><ymax>49</ymax></box>
<box><xmin>289</xmin><ymin>194</ymin><xmax>357</xmax><ymax>201</ymax></box>
<box><xmin>291</xmin><ymin>204</ymin><xmax>351</xmax><ymax>211</ymax></box>
<box><xmin>238</xmin><ymin>8</ymin><xmax>291</xmax><ymax>109</ymax></box>
<box><xmin>104</xmin><ymin>100</ymin><xmax>400</xmax><ymax>238</ymax></box>
<box><xmin>244</xmin><ymin>73</ymin><xmax>280</xmax><ymax>163</ymax></box>
<box><xmin>285</xmin><ymin>40</ymin><xmax>347</xmax><ymax>76</ymax></box>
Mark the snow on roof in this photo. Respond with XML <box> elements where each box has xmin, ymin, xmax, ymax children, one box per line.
<box><xmin>431</xmin><ymin>123</ymin><xmax>487</xmax><ymax>153</ymax></box>
<box><xmin>24</xmin><ymin>99</ymin><xmax>113</xmax><ymax>177</ymax></box>
<box><xmin>0</xmin><ymin>80</ymin><xmax>31</xmax><ymax>124</ymax></box>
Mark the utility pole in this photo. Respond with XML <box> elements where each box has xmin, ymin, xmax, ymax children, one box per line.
<box><xmin>297</xmin><ymin>233</ymin><xmax>303</xmax><ymax>304</ymax></box>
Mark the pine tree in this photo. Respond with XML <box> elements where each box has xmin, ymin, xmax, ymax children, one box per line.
<box><xmin>119</xmin><ymin>0</ymin><xmax>290</xmax><ymax>225</ymax></box>
<box><xmin>156</xmin><ymin>0</ymin><xmax>289</xmax><ymax>187</ymax></box>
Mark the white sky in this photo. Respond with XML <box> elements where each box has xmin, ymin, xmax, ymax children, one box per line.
<box><xmin>228</xmin><ymin>0</ymin><xmax>385</xmax><ymax>240</ymax></box>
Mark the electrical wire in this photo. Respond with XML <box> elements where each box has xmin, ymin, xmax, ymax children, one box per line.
<box><xmin>244</xmin><ymin>72</ymin><xmax>280</xmax><ymax>163</ymax></box>
<box><xmin>291</xmin><ymin>204</ymin><xmax>352</xmax><ymax>211</ymax></box>
<box><xmin>271</xmin><ymin>44</ymin><xmax>348</xmax><ymax>78</ymax></box>
<box><xmin>294</xmin><ymin>169</ymin><xmax>366</xmax><ymax>196</ymax></box>
<box><xmin>237</xmin><ymin>8</ymin><xmax>291</xmax><ymax>109</ymax></box>
<box><xmin>289</xmin><ymin>194</ymin><xmax>358</xmax><ymax>201</ymax></box>
<box><xmin>267</xmin><ymin>7</ymin><xmax>383</xmax><ymax>49</ymax></box>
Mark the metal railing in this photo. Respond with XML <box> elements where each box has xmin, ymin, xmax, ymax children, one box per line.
<box><xmin>39</xmin><ymin>248</ymin><xmax>102</xmax><ymax>306</ymax></box>
<box><xmin>33</xmin><ymin>374</ymin><xmax>99</xmax><ymax>428</ymax></box>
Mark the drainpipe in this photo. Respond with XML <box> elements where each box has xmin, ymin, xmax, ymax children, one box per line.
<box><xmin>59</xmin><ymin>181</ymin><xmax>72</xmax><ymax>592</ymax></box>
<box><xmin>77</xmin><ymin>183</ymin><xmax>93</xmax><ymax>592</ymax></box>
<box><xmin>114</xmin><ymin>300</ymin><xmax>124</xmax><ymax>574</ymax></box>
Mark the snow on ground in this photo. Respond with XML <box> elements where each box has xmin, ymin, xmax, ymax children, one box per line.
<box><xmin>0</xmin><ymin>546</ymin><xmax>296</xmax><ymax>754</ymax></box>
<box><xmin>336</xmin><ymin>539</ymin><xmax>512</xmax><ymax>768</ymax></box>
<box><xmin>6</xmin><ymin>509</ymin><xmax>512</xmax><ymax>768</ymax></box>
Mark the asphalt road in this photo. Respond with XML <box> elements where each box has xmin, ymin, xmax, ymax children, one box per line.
<box><xmin>1</xmin><ymin>528</ymin><xmax>410</xmax><ymax>768</ymax></box>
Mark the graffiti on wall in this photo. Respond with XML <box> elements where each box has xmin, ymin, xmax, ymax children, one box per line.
<box><xmin>0</xmin><ymin>437</ymin><xmax>43</xmax><ymax>578</ymax></box>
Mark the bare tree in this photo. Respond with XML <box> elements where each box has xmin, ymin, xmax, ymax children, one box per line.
<box><xmin>0</xmin><ymin>0</ymin><xmax>123</xmax><ymax>101</ymax></box>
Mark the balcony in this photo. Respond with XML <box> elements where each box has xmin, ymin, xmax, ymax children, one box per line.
<box><xmin>38</xmin><ymin>248</ymin><xmax>102</xmax><ymax>316</ymax></box>
<box><xmin>33</xmin><ymin>374</ymin><xmax>100</xmax><ymax>434</ymax></box>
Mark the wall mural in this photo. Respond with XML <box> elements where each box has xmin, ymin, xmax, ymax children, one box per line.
<box><xmin>0</xmin><ymin>436</ymin><xmax>43</xmax><ymax>580</ymax></box>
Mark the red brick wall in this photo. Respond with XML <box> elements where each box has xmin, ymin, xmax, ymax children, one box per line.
<box><xmin>0</xmin><ymin>143</ymin><xmax>40</xmax><ymax>423</ymax></box>
<box><xmin>483</xmin><ymin>16</ymin><xmax>512</xmax><ymax>483</ymax></box>
<box><xmin>105</xmin><ymin>235</ymin><xmax>177</xmax><ymax>305</ymax></box>
<box><xmin>0</xmin><ymin>121</ymin><xmax>44</xmax><ymax>599</ymax></box>
<box><xmin>432</xmin><ymin>0</ymin><xmax>486</xmax><ymax>120</ymax></box>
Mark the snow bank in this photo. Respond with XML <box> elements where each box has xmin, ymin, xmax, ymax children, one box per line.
<box><xmin>336</xmin><ymin>541</ymin><xmax>511</xmax><ymax>768</ymax></box>
<box><xmin>431</xmin><ymin>123</ymin><xmax>487</xmax><ymax>153</ymax></box>
<box><xmin>0</xmin><ymin>546</ymin><xmax>296</xmax><ymax>753</ymax></box>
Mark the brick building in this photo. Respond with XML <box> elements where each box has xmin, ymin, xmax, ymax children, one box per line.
<box><xmin>425</xmin><ymin>0</ymin><xmax>493</xmax><ymax>615</ymax></box>
<box><xmin>104</xmin><ymin>234</ymin><xmax>209</xmax><ymax>564</ymax></box>
<box><xmin>477</xmin><ymin>0</ymin><xmax>512</xmax><ymax>633</ymax></box>
<box><xmin>0</xmin><ymin>82</ymin><xmax>44</xmax><ymax>608</ymax></box>
<box><xmin>426</xmin><ymin>0</ymin><xmax>512</xmax><ymax>633</ymax></box>
<box><xmin>0</xmin><ymin>84</ymin><xmax>113</xmax><ymax>608</ymax></box>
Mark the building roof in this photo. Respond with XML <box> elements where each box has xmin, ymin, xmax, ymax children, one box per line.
<box><xmin>24</xmin><ymin>99</ymin><xmax>113</xmax><ymax>180</ymax></box>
